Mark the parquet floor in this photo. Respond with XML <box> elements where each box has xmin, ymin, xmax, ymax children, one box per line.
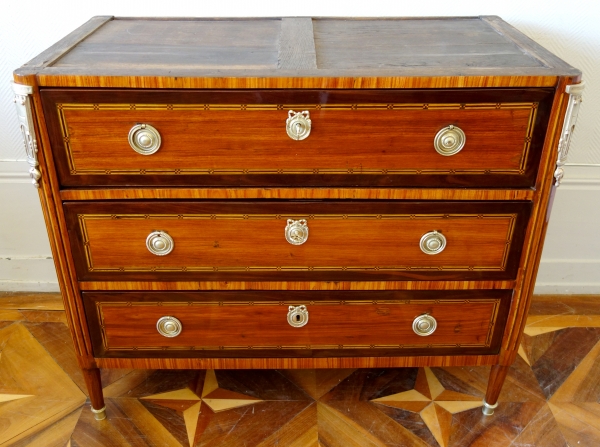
<box><xmin>0</xmin><ymin>293</ymin><xmax>598</xmax><ymax>446</ymax></box>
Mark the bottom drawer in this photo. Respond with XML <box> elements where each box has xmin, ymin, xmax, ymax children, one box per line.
<box><xmin>84</xmin><ymin>290</ymin><xmax>511</xmax><ymax>358</ymax></box>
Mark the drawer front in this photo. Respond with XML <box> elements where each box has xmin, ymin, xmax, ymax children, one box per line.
<box><xmin>84</xmin><ymin>290</ymin><xmax>512</xmax><ymax>358</ymax></box>
<box><xmin>43</xmin><ymin>89</ymin><xmax>553</xmax><ymax>188</ymax></box>
<box><xmin>65</xmin><ymin>201</ymin><xmax>530</xmax><ymax>281</ymax></box>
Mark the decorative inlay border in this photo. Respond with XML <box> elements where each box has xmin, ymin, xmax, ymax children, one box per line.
<box><xmin>77</xmin><ymin>213</ymin><xmax>517</xmax><ymax>273</ymax></box>
<box><xmin>57</xmin><ymin>102</ymin><xmax>538</xmax><ymax>176</ymax></box>
<box><xmin>96</xmin><ymin>298</ymin><xmax>501</xmax><ymax>352</ymax></box>
<box><xmin>78</xmin><ymin>280</ymin><xmax>517</xmax><ymax>291</ymax></box>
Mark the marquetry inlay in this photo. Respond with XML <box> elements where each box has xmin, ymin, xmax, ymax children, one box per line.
<box><xmin>96</xmin><ymin>298</ymin><xmax>501</xmax><ymax>352</ymax></box>
<box><xmin>57</xmin><ymin>102</ymin><xmax>538</xmax><ymax>176</ymax></box>
<box><xmin>77</xmin><ymin>212</ymin><xmax>517</xmax><ymax>273</ymax></box>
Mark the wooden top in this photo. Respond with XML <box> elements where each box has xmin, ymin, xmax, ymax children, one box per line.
<box><xmin>14</xmin><ymin>16</ymin><xmax>581</xmax><ymax>89</ymax></box>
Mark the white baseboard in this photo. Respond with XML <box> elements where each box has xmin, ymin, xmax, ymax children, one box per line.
<box><xmin>534</xmin><ymin>284</ymin><xmax>600</xmax><ymax>294</ymax></box>
<box><xmin>1</xmin><ymin>162</ymin><xmax>55</xmax><ymax>292</ymax></box>
<box><xmin>0</xmin><ymin>281</ymin><xmax>60</xmax><ymax>292</ymax></box>
<box><xmin>0</xmin><ymin>258</ymin><xmax>59</xmax><ymax>291</ymax></box>
<box><xmin>0</xmin><ymin>160</ymin><xmax>30</xmax><ymax>182</ymax></box>
<box><xmin>536</xmin><ymin>169</ymin><xmax>600</xmax><ymax>294</ymax></box>
<box><xmin>535</xmin><ymin>260</ymin><xmax>600</xmax><ymax>294</ymax></box>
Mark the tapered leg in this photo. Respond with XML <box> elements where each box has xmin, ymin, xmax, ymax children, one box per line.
<box><xmin>482</xmin><ymin>364</ymin><xmax>510</xmax><ymax>416</ymax></box>
<box><xmin>82</xmin><ymin>367</ymin><xmax>106</xmax><ymax>420</ymax></box>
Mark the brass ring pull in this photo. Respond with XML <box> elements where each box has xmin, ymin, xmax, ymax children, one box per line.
<box><xmin>287</xmin><ymin>305</ymin><xmax>309</xmax><ymax>328</ymax></box>
<box><xmin>128</xmin><ymin>123</ymin><xmax>161</xmax><ymax>155</ymax></box>
<box><xmin>286</xmin><ymin>110</ymin><xmax>311</xmax><ymax>140</ymax></box>
<box><xmin>434</xmin><ymin>125</ymin><xmax>466</xmax><ymax>156</ymax></box>
<box><xmin>285</xmin><ymin>219</ymin><xmax>309</xmax><ymax>245</ymax></box>
<box><xmin>420</xmin><ymin>231</ymin><xmax>446</xmax><ymax>255</ymax></box>
<box><xmin>412</xmin><ymin>314</ymin><xmax>437</xmax><ymax>336</ymax></box>
<box><xmin>156</xmin><ymin>316</ymin><xmax>182</xmax><ymax>337</ymax></box>
<box><xmin>146</xmin><ymin>231</ymin><xmax>174</xmax><ymax>256</ymax></box>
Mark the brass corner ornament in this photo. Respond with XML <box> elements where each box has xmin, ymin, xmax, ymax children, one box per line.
<box><xmin>555</xmin><ymin>81</ymin><xmax>586</xmax><ymax>186</ymax></box>
<box><xmin>12</xmin><ymin>82</ymin><xmax>41</xmax><ymax>188</ymax></box>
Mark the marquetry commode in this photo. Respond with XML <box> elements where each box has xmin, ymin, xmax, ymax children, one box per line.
<box><xmin>13</xmin><ymin>16</ymin><xmax>583</xmax><ymax>421</ymax></box>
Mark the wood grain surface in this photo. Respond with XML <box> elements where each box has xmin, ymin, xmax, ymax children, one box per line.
<box><xmin>313</xmin><ymin>18</ymin><xmax>544</xmax><ymax>70</ymax></box>
<box><xmin>81</xmin><ymin>367</ymin><xmax>105</xmax><ymax>412</ymax></box>
<box><xmin>33</xmin><ymin>73</ymin><xmax>563</xmax><ymax>89</ymax></box>
<box><xmin>59</xmin><ymin>188</ymin><xmax>536</xmax><ymax>201</ymax></box>
<box><xmin>15</xmin><ymin>17</ymin><xmax>580</xmax><ymax>89</ymax></box>
<box><xmin>64</xmin><ymin>201</ymin><xmax>531</xmax><ymax>281</ymax></box>
<box><xmin>57</xmin><ymin>108</ymin><xmax>535</xmax><ymax>170</ymax></box>
<box><xmin>278</xmin><ymin>18</ymin><xmax>317</xmax><ymax>69</ymax></box>
<box><xmin>42</xmin><ymin>88</ymin><xmax>553</xmax><ymax>188</ymax></box>
<box><xmin>28</xmin><ymin>83</ymin><xmax>96</xmax><ymax>360</ymax></box>
<box><xmin>52</xmin><ymin>19</ymin><xmax>282</xmax><ymax>71</ymax></box>
<box><xmin>77</xmin><ymin>280</ymin><xmax>516</xmax><ymax>291</ymax></box>
<box><xmin>484</xmin><ymin>364</ymin><xmax>512</xmax><ymax>406</ymax></box>
<box><xmin>500</xmin><ymin>77</ymin><xmax>578</xmax><ymax>355</ymax></box>
<box><xmin>95</xmin><ymin>355</ymin><xmax>502</xmax><ymax>370</ymax></box>
<box><xmin>84</xmin><ymin>290</ymin><xmax>510</xmax><ymax>358</ymax></box>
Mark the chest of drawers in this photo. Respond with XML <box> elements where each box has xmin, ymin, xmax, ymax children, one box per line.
<box><xmin>13</xmin><ymin>16</ymin><xmax>583</xmax><ymax>421</ymax></box>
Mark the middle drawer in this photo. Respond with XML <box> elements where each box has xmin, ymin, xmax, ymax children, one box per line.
<box><xmin>65</xmin><ymin>201</ymin><xmax>530</xmax><ymax>282</ymax></box>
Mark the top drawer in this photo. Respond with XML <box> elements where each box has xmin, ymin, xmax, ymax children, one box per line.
<box><xmin>42</xmin><ymin>89</ymin><xmax>553</xmax><ymax>188</ymax></box>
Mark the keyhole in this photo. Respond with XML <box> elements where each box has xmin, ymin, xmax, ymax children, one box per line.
<box><xmin>295</xmin><ymin>314</ymin><xmax>301</xmax><ymax>322</ymax></box>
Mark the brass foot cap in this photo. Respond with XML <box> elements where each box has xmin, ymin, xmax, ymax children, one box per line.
<box><xmin>91</xmin><ymin>406</ymin><xmax>106</xmax><ymax>421</ymax></box>
<box><xmin>482</xmin><ymin>400</ymin><xmax>499</xmax><ymax>416</ymax></box>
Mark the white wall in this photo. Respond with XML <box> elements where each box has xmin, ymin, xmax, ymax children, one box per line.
<box><xmin>1</xmin><ymin>0</ymin><xmax>598</xmax><ymax>292</ymax></box>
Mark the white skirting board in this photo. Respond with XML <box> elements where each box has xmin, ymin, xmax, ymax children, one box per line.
<box><xmin>534</xmin><ymin>166</ymin><xmax>600</xmax><ymax>294</ymax></box>
<box><xmin>534</xmin><ymin>260</ymin><xmax>600</xmax><ymax>294</ymax></box>
<box><xmin>0</xmin><ymin>162</ymin><xmax>59</xmax><ymax>291</ymax></box>
<box><xmin>1</xmin><ymin>162</ymin><xmax>600</xmax><ymax>293</ymax></box>
<box><xmin>0</xmin><ymin>258</ymin><xmax>59</xmax><ymax>291</ymax></box>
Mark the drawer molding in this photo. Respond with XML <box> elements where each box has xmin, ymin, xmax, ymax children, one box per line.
<box><xmin>57</xmin><ymin>101</ymin><xmax>538</xmax><ymax>177</ymax></box>
<box><xmin>77</xmin><ymin>212</ymin><xmax>517</xmax><ymax>274</ymax></box>
<box><xmin>93</xmin><ymin>297</ymin><xmax>503</xmax><ymax>354</ymax></box>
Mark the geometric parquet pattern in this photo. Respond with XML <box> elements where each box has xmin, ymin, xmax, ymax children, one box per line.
<box><xmin>0</xmin><ymin>293</ymin><xmax>599</xmax><ymax>446</ymax></box>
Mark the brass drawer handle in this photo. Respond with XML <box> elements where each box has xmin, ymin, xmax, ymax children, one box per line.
<box><xmin>413</xmin><ymin>314</ymin><xmax>437</xmax><ymax>336</ymax></box>
<box><xmin>286</xmin><ymin>110</ymin><xmax>311</xmax><ymax>140</ymax></box>
<box><xmin>128</xmin><ymin>123</ymin><xmax>162</xmax><ymax>155</ymax></box>
<box><xmin>287</xmin><ymin>305</ymin><xmax>309</xmax><ymax>328</ymax></box>
<box><xmin>434</xmin><ymin>125</ymin><xmax>466</xmax><ymax>156</ymax></box>
<box><xmin>285</xmin><ymin>219</ymin><xmax>309</xmax><ymax>245</ymax></box>
<box><xmin>420</xmin><ymin>231</ymin><xmax>446</xmax><ymax>255</ymax></box>
<box><xmin>146</xmin><ymin>231</ymin><xmax>174</xmax><ymax>256</ymax></box>
<box><xmin>156</xmin><ymin>316</ymin><xmax>182</xmax><ymax>337</ymax></box>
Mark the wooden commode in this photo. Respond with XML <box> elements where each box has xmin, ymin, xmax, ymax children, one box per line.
<box><xmin>12</xmin><ymin>16</ymin><xmax>583</xmax><ymax>421</ymax></box>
